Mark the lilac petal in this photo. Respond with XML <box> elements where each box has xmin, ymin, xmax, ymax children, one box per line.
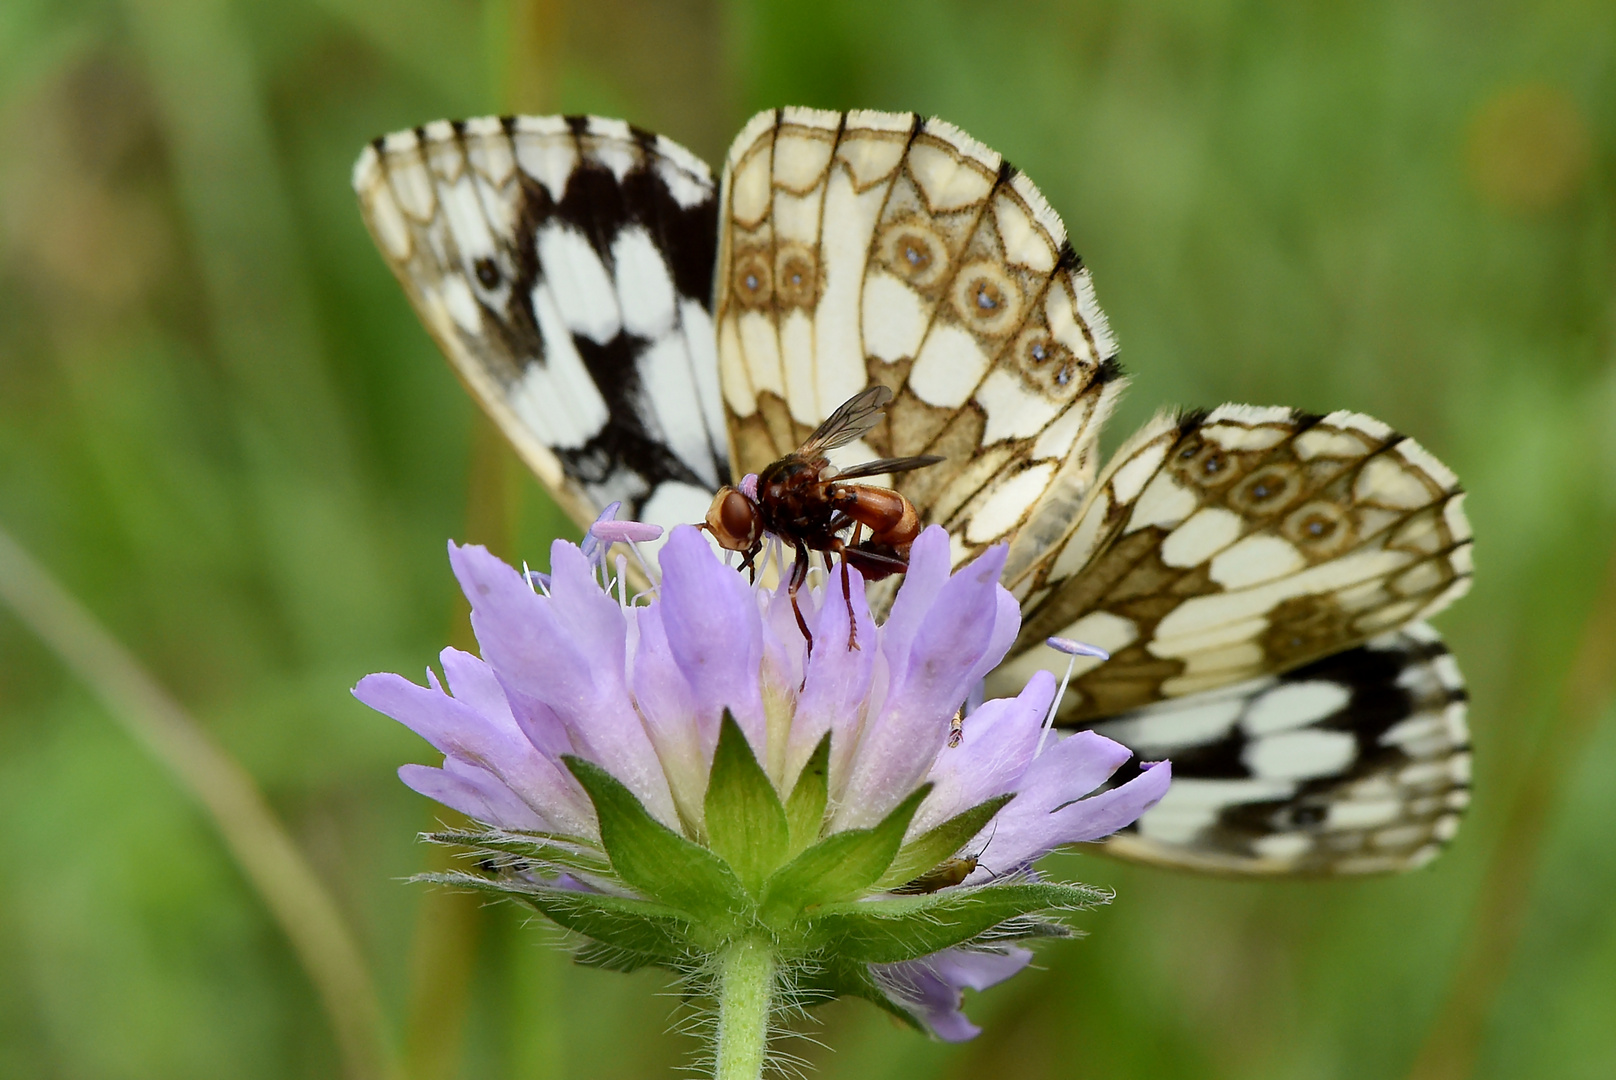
<box><xmin>546</xmin><ymin>540</ymin><xmax>631</xmax><ymax>677</ymax></box>
<box><xmin>759</xmin><ymin>576</ymin><xmax>808</xmax><ymax>706</ymax></box>
<box><xmin>835</xmin><ymin>546</ymin><xmax>1009</xmax><ymax>829</ymax></box>
<box><xmin>877</xmin><ymin>525</ymin><xmax>952</xmax><ymax>674</ymax></box>
<box><xmin>739</xmin><ymin>473</ymin><xmax>759</xmax><ymax>499</ymax></box>
<box><xmin>965</xmin><ymin>578</ymin><xmax>1021</xmax><ymax>686</ymax></box>
<box><xmin>449</xmin><ymin>542</ymin><xmax>676</xmax><ymax>828</ymax></box>
<box><xmin>896</xmin><ymin>545</ymin><xmax>1007</xmax><ymax>716</ymax></box>
<box><xmin>397</xmin><ymin>763</ymin><xmax>548</xmax><ymax>831</ymax></box>
<box><xmin>987</xmin><ymin>733</ymin><xmax>1170</xmax><ymax>868</ymax></box>
<box><xmin>1020</xmin><ymin>730</ymin><xmax>1135</xmax><ymax>808</ymax></box>
<box><xmin>355</xmin><ymin>671</ymin><xmax>593</xmax><ymax>835</ymax></box>
<box><xmin>629</xmin><ymin>602</ymin><xmax>707</xmax><ymax>824</ymax></box>
<box><xmin>1045</xmin><ymin>760</ymin><xmax>1173</xmax><ymax>844</ymax></box>
<box><xmin>911</xmin><ymin>670</ymin><xmax>1055</xmax><ymax>837</ymax></box>
<box><xmin>498</xmin><ymin>684</ymin><xmax>575</xmax><ymax>761</ymax></box>
<box><xmin>657</xmin><ymin>526</ymin><xmax>767</xmax><ymax>751</ymax></box>
<box><xmin>436</xmin><ymin>647</ymin><xmax>508</xmax><ymax>718</ymax></box>
<box><xmin>874</xmin><ymin>947</ymin><xmax>1033</xmax><ymax>1042</ymax></box>
<box><xmin>787</xmin><ymin>565</ymin><xmax>876</xmax><ymax>789</ymax></box>
<box><xmin>439</xmin><ymin>647</ymin><xmax>569</xmax><ymax>759</ymax></box>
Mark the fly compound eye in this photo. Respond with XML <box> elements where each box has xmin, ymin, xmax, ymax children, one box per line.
<box><xmin>706</xmin><ymin>487</ymin><xmax>760</xmax><ymax>550</ymax></box>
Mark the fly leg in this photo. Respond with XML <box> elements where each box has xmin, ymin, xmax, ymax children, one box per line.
<box><xmin>788</xmin><ymin>540</ymin><xmax>814</xmax><ymax>659</ymax></box>
<box><xmin>838</xmin><ymin>523</ymin><xmax>863</xmax><ymax>651</ymax></box>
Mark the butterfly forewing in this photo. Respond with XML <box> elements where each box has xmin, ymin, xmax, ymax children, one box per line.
<box><xmin>715</xmin><ymin>108</ymin><xmax>1126</xmax><ymax>572</ymax></box>
<box><xmin>1090</xmin><ymin>623</ymin><xmax>1470</xmax><ymax>875</ymax></box>
<box><xmin>354</xmin><ymin>115</ymin><xmax>728</xmax><ymax>537</ymax></box>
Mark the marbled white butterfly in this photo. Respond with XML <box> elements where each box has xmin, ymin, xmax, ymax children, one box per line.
<box><xmin>353</xmin><ymin>108</ymin><xmax>1473</xmax><ymax>876</ymax></box>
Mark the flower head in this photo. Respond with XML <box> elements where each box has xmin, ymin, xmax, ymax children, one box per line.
<box><xmin>356</xmin><ymin>524</ymin><xmax>1169</xmax><ymax>1046</ymax></box>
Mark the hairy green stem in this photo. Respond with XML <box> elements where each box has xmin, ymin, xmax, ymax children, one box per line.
<box><xmin>713</xmin><ymin>936</ymin><xmax>777</xmax><ymax>1080</ymax></box>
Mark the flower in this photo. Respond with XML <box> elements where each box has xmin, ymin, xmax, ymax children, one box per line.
<box><xmin>355</xmin><ymin>524</ymin><xmax>1170</xmax><ymax>1062</ymax></box>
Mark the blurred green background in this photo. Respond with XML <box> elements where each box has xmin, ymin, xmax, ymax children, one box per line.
<box><xmin>2</xmin><ymin>0</ymin><xmax>1613</xmax><ymax>1077</ymax></box>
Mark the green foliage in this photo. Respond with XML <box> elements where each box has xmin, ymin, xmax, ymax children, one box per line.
<box><xmin>783</xmin><ymin>732</ymin><xmax>831</xmax><ymax>855</ymax></box>
<box><xmin>704</xmin><ymin>712</ymin><xmax>790</xmax><ymax>894</ymax></box>
<box><xmin>3</xmin><ymin>0</ymin><xmax>1615</xmax><ymax>1077</ymax></box>
<box><xmin>565</xmin><ymin>756</ymin><xmax>747</xmax><ymax>925</ymax></box>
<box><xmin>422</xmin><ymin>871</ymin><xmax>704</xmax><ymax>956</ymax></box>
<box><xmin>423</xmin><ymin>828</ymin><xmax>613</xmax><ymax>877</ymax></box>
<box><xmin>875</xmin><ymin>794</ymin><xmax>1015</xmax><ymax>891</ymax></box>
<box><xmin>806</xmin><ymin>884</ymin><xmax>1097</xmax><ymax>964</ymax></box>
<box><xmin>447</xmin><ymin>742</ymin><xmax>1087</xmax><ymax>1028</ymax></box>
<box><xmin>759</xmin><ymin>786</ymin><xmax>929</xmax><ymax>923</ymax></box>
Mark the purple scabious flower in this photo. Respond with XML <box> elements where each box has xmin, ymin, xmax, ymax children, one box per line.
<box><xmin>356</xmin><ymin>523</ymin><xmax>1169</xmax><ymax>1048</ymax></box>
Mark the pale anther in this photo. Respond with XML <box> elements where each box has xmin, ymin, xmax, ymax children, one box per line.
<box><xmin>591</xmin><ymin>520</ymin><xmax>665</xmax><ymax>545</ymax></box>
<box><xmin>1045</xmin><ymin>636</ymin><xmax>1110</xmax><ymax>660</ymax></box>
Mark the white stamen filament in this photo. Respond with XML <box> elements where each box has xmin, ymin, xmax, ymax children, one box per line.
<box><xmin>1036</xmin><ymin>651</ymin><xmax>1078</xmax><ymax>758</ymax></box>
<box><xmin>1035</xmin><ymin>637</ymin><xmax>1108</xmax><ymax>758</ymax></box>
<box><xmin>614</xmin><ymin>553</ymin><xmax>630</xmax><ymax>612</ymax></box>
<box><xmin>626</xmin><ymin>540</ymin><xmax>659</xmax><ymax>590</ymax></box>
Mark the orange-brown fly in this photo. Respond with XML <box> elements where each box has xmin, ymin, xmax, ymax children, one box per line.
<box><xmin>703</xmin><ymin>386</ymin><xmax>942</xmax><ymax>654</ymax></box>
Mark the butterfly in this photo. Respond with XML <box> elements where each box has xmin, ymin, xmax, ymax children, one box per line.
<box><xmin>353</xmin><ymin>108</ymin><xmax>1472</xmax><ymax>876</ymax></box>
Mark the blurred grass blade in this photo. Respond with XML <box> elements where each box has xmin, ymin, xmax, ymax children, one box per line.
<box><xmin>0</xmin><ymin>524</ymin><xmax>401</xmax><ymax>1080</ymax></box>
<box><xmin>396</xmin><ymin>6</ymin><xmax>564</xmax><ymax>1076</ymax></box>
<box><xmin>1407</xmin><ymin>540</ymin><xmax>1616</xmax><ymax>1080</ymax></box>
<box><xmin>121</xmin><ymin>0</ymin><xmax>398</xmax><ymax>665</ymax></box>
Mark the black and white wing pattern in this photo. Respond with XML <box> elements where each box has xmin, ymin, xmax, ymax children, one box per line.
<box><xmin>356</xmin><ymin>107</ymin><xmax>1477</xmax><ymax>876</ymax></box>
<box><xmin>1091</xmin><ymin>624</ymin><xmax>1470</xmax><ymax>875</ymax></box>
<box><xmin>353</xmin><ymin>116</ymin><xmax>728</xmax><ymax>536</ymax></box>
<box><xmin>978</xmin><ymin>404</ymin><xmax>1473</xmax><ymax>873</ymax></box>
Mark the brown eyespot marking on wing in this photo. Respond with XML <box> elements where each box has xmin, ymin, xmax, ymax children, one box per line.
<box><xmin>878</xmin><ymin>216</ymin><xmax>954</xmax><ymax>292</ymax></box>
<box><xmin>988</xmin><ymin>405</ymin><xmax>1472</xmax><ymax>723</ymax></box>
<box><xmin>1010</xmin><ymin>326</ymin><xmax>1086</xmax><ymax>402</ymax></box>
<box><xmin>950</xmin><ymin>260</ymin><xmax>1024</xmax><ymax>336</ymax></box>
<box><xmin>1226</xmin><ymin>464</ymin><xmax>1303</xmax><ymax>516</ymax></box>
<box><xmin>732</xmin><ymin>247</ymin><xmax>773</xmax><ymax>307</ymax></box>
<box><xmin>773</xmin><ymin>243</ymin><xmax>820</xmax><ymax>308</ymax></box>
<box><xmin>1281</xmin><ymin>501</ymin><xmax>1357</xmax><ymax>557</ymax></box>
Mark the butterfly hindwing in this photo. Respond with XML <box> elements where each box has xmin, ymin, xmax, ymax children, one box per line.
<box><xmin>987</xmin><ymin>405</ymin><xmax>1473</xmax><ymax>724</ymax></box>
<box><xmin>1089</xmin><ymin>623</ymin><xmax>1470</xmax><ymax>874</ymax></box>
<box><xmin>354</xmin><ymin>115</ymin><xmax>728</xmax><ymax>536</ymax></box>
<box><xmin>715</xmin><ymin>108</ymin><xmax>1126</xmax><ymax>572</ymax></box>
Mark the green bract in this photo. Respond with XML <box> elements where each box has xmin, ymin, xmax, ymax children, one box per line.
<box><xmin>421</xmin><ymin>712</ymin><xmax>1107</xmax><ymax>1015</ymax></box>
